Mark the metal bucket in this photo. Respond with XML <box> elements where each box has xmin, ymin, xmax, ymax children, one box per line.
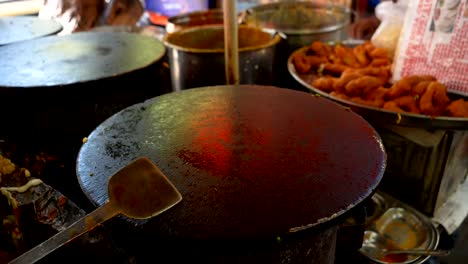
<box><xmin>163</xmin><ymin>25</ymin><xmax>282</xmax><ymax>91</ymax></box>
<box><xmin>239</xmin><ymin>1</ymin><xmax>352</xmax><ymax>89</ymax></box>
<box><xmin>241</xmin><ymin>1</ymin><xmax>352</xmax><ymax>53</ymax></box>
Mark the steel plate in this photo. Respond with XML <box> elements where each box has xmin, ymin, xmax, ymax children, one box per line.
<box><xmin>0</xmin><ymin>16</ymin><xmax>62</xmax><ymax>46</ymax></box>
<box><xmin>287</xmin><ymin>46</ymin><xmax>468</xmax><ymax>130</ymax></box>
<box><xmin>0</xmin><ymin>31</ymin><xmax>165</xmax><ymax>88</ymax></box>
<box><xmin>76</xmin><ymin>85</ymin><xmax>386</xmax><ymax>240</ymax></box>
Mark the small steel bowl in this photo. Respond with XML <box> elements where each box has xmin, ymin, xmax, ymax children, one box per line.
<box><xmin>360</xmin><ymin>206</ymin><xmax>440</xmax><ymax>264</ymax></box>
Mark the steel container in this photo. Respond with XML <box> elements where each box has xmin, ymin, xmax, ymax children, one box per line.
<box><xmin>241</xmin><ymin>1</ymin><xmax>352</xmax><ymax>54</ymax></box>
<box><xmin>163</xmin><ymin>25</ymin><xmax>282</xmax><ymax>91</ymax></box>
<box><xmin>165</xmin><ymin>9</ymin><xmax>227</xmax><ymax>34</ymax></box>
<box><xmin>240</xmin><ymin>1</ymin><xmax>352</xmax><ymax>88</ymax></box>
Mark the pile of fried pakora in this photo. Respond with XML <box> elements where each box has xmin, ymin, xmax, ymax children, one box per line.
<box><xmin>292</xmin><ymin>41</ymin><xmax>468</xmax><ymax>118</ymax></box>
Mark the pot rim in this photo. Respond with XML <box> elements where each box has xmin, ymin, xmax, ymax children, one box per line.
<box><xmin>165</xmin><ymin>9</ymin><xmax>228</xmax><ymax>34</ymax></box>
<box><xmin>163</xmin><ymin>25</ymin><xmax>282</xmax><ymax>54</ymax></box>
<box><xmin>241</xmin><ymin>1</ymin><xmax>353</xmax><ymax>35</ymax></box>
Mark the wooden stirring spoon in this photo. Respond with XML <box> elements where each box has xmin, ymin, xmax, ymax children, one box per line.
<box><xmin>10</xmin><ymin>157</ymin><xmax>182</xmax><ymax>264</ymax></box>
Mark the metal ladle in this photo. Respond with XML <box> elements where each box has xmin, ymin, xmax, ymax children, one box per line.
<box><xmin>223</xmin><ymin>0</ymin><xmax>239</xmax><ymax>85</ymax></box>
<box><xmin>360</xmin><ymin>245</ymin><xmax>451</xmax><ymax>259</ymax></box>
<box><xmin>10</xmin><ymin>157</ymin><xmax>182</xmax><ymax>264</ymax></box>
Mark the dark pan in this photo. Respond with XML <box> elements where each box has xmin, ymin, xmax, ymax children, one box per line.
<box><xmin>76</xmin><ymin>85</ymin><xmax>386</xmax><ymax>240</ymax></box>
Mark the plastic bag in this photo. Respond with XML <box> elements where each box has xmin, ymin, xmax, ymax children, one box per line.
<box><xmin>371</xmin><ymin>0</ymin><xmax>409</xmax><ymax>58</ymax></box>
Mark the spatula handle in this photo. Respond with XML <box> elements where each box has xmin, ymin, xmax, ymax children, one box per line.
<box><xmin>9</xmin><ymin>202</ymin><xmax>118</xmax><ymax>264</ymax></box>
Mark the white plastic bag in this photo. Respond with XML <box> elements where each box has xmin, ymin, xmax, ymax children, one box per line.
<box><xmin>371</xmin><ymin>0</ymin><xmax>408</xmax><ymax>58</ymax></box>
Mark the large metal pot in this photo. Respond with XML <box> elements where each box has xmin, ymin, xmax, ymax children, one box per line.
<box><xmin>241</xmin><ymin>1</ymin><xmax>352</xmax><ymax>54</ymax></box>
<box><xmin>239</xmin><ymin>1</ymin><xmax>352</xmax><ymax>89</ymax></box>
<box><xmin>76</xmin><ymin>85</ymin><xmax>386</xmax><ymax>263</ymax></box>
<box><xmin>163</xmin><ymin>25</ymin><xmax>282</xmax><ymax>91</ymax></box>
<box><xmin>165</xmin><ymin>9</ymin><xmax>226</xmax><ymax>34</ymax></box>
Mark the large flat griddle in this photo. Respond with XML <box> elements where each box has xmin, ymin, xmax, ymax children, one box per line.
<box><xmin>0</xmin><ymin>31</ymin><xmax>165</xmax><ymax>88</ymax></box>
<box><xmin>76</xmin><ymin>85</ymin><xmax>386</xmax><ymax>240</ymax></box>
<box><xmin>0</xmin><ymin>16</ymin><xmax>62</xmax><ymax>46</ymax></box>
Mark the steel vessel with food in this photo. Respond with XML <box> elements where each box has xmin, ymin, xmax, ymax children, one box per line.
<box><xmin>288</xmin><ymin>39</ymin><xmax>468</xmax><ymax>218</ymax></box>
<box><xmin>288</xmin><ymin>40</ymin><xmax>468</xmax><ymax>129</ymax></box>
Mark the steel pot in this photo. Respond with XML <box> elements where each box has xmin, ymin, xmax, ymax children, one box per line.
<box><xmin>241</xmin><ymin>1</ymin><xmax>352</xmax><ymax>54</ymax></box>
<box><xmin>165</xmin><ymin>9</ymin><xmax>229</xmax><ymax>34</ymax></box>
<box><xmin>163</xmin><ymin>25</ymin><xmax>282</xmax><ymax>91</ymax></box>
<box><xmin>239</xmin><ymin>2</ymin><xmax>352</xmax><ymax>89</ymax></box>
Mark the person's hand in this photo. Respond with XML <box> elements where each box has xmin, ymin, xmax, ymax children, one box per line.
<box><xmin>349</xmin><ymin>16</ymin><xmax>381</xmax><ymax>40</ymax></box>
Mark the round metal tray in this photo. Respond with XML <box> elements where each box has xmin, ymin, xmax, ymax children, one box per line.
<box><xmin>287</xmin><ymin>46</ymin><xmax>468</xmax><ymax>130</ymax></box>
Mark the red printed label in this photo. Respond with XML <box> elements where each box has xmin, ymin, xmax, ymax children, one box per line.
<box><xmin>393</xmin><ymin>0</ymin><xmax>468</xmax><ymax>96</ymax></box>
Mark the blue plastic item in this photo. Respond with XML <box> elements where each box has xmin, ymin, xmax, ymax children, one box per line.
<box><xmin>145</xmin><ymin>0</ymin><xmax>210</xmax><ymax>17</ymax></box>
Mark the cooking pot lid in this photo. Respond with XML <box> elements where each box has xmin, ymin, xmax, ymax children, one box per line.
<box><xmin>77</xmin><ymin>85</ymin><xmax>386</xmax><ymax>240</ymax></box>
<box><xmin>0</xmin><ymin>16</ymin><xmax>62</xmax><ymax>46</ymax></box>
<box><xmin>0</xmin><ymin>31</ymin><xmax>165</xmax><ymax>88</ymax></box>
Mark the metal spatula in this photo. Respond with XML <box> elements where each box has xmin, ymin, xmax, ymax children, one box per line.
<box><xmin>10</xmin><ymin>157</ymin><xmax>182</xmax><ymax>264</ymax></box>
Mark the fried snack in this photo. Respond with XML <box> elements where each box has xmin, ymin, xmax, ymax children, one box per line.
<box><xmin>364</xmin><ymin>87</ymin><xmax>387</xmax><ymax>107</ymax></box>
<box><xmin>386</xmin><ymin>78</ymin><xmax>412</xmax><ymax>99</ymax></box>
<box><xmin>346</xmin><ymin>66</ymin><xmax>392</xmax><ymax>84</ymax></box>
<box><xmin>387</xmin><ymin>75</ymin><xmax>437</xmax><ymax>99</ymax></box>
<box><xmin>293</xmin><ymin>53</ymin><xmax>312</xmax><ymax>74</ymax></box>
<box><xmin>444</xmin><ymin>99</ymin><xmax>468</xmax><ymax>117</ymax></box>
<box><xmin>330</xmin><ymin>91</ymin><xmax>350</xmax><ymax>100</ymax></box>
<box><xmin>369</xmin><ymin>47</ymin><xmax>389</xmax><ymax>59</ymax></box>
<box><xmin>333</xmin><ymin>71</ymin><xmax>364</xmax><ymax>92</ymax></box>
<box><xmin>383</xmin><ymin>101</ymin><xmax>405</xmax><ymax>113</ymax></box>
<box><xmin>363</xmin><ymin>41</ymin><xmax>376</xmax><ymax>54</ymax></box>
<box><xmin>292</xmin><ymin>40</ymin><xmax>467</xmax><ymax>118</ymax></box>
<box><xmin>351</xmin><ymin>96</ymin><xmax>385</xmax><ymax>108</ymax></box>
<box><xmin>334</xmin><ymin>44</ymin><xmax>360</xmax><ymax>67</ymax></box>
<box><xmin>305</xmin><ymin>56</ymin><xmax>329</xmax><ymax>68</ymax></box>
<box><xmin>412</xmin><ymin>81</ymin><xmax>431</xmax><ymax>96</ymax></box>
<box><xmin>322</xmin><ymin>63</ymin><xmax>349</xmax><ymax>76</ymax></box>
<box><xmin>420</xmin><ymin>82</ymin><xmax>450</xmax><ymax>116</ymax></box>
<box><xmin>353</xmin><ymin>45</ymin><xmax>370</xmax><ymax>67</ymax></box>
<box><xmin>310</xmin><ymin>41</ymin><xmax>332</xmax><ymax>57</ymax></box>
<box><xmin>329</xmin><ymin>54</ymin><xmax>344</xmax><ymax>65</ymax></box>
<box><xmin>369</xmin><ymin>58</ymin><xmax>391</xmax><ymax>67</ymax></box>
<box><xmin>392</xmin><ymin>95</ymin><xmax>420</xmax><ymax>114</ymax></box>
<box><xmin>345</xmin><ymin>76</ymin><xmax>385</xmax><ymax>96</ymax></box>
<box><xmin>312</xmin><ymin>77</ymin><xmax>336</xmax><ymax>93</ymax></box>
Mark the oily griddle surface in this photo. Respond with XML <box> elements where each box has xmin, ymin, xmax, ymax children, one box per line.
<box><xmin>77</xmin><ymin>85</ymin><xmax>386</xmax><ymax>240</ymax></box>
<box><xmin>0</xmin><ymin>16</ymin><xmax>62</xmax><ymax>46</ymax></box>
<box><xmin>0</xmin><ymin>31</ymin><xmax>165</xmax><ymax>88</ymax></box>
